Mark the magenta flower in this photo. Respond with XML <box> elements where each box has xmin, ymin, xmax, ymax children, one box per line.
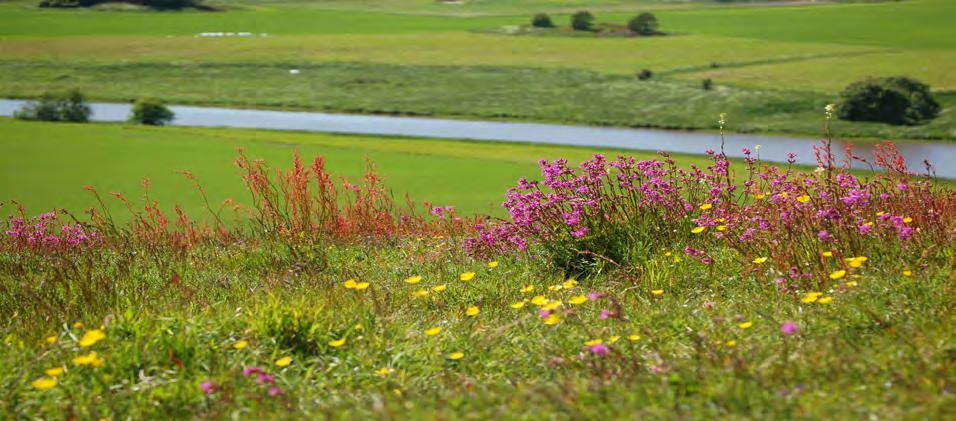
<box><xmin>268</xmin><ymin>386</ymin><xmax>283</xmax><ymax>396</ymax></box>
<box><xmin>599</xmin><ymin>309</ymin><xmax>611</xmax><ymax>320</ymax></box>
<box><xmin>587</xmin><ymin>291</ymin><xmax>604</xmax><ymax>301</ymax></box>
<box><xmin>243</xmin><ymin>366</ymin><xmax>266</xmax><ymax>377</ymax></box>
<box><xmin>589</xmin><ymin>343</ymin><xmax>609</xmax><ymax>356</ymax></box>
<box><xmin>780</xmin><ymin>321</ymin><xmax>798</xmax><ymax>336</ymax></box>
<box><xmin>199</xmin><ymin>380</ymin><xmax>216</xmax><ymax>395</ymax></box>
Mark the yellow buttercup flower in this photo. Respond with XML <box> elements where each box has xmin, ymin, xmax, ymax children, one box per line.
<box><xmin>691</xmin><ymin>226</ymin><xmax>706</xmax><ymax>234</ymax></box>
<box><xmin>520</xmin><ymin>284</ymin><xmax>535</xmax><ymax>293</ymax></box>
<box><xmin>72</xmin><ymin>352</ymin><xmax>104</xmax><ymax>367</ymax></box>
<box><xmin>725</xmin><ymin>340</ymin><xmax>736</xmax><ymax>347</ymax></box>
<box><xmin>568</xmin><ymin>295</ymin><xmax>588</xmax><ymax>305</ymax></box>
<box><xmin>562</xmin><ymin>279</ymin><xmax>578</xmax><ymax>289</ymax></box>
<box><xmin>459</xmin><ymin>272</ymin><xmax>476</xmax><ymax>281</ymax></box>
<box><xmin>829</xmin><ymin>270</ymin><xmax>846</xmax><ymax>280</ymax></box>
<box><xmin>432</xmin><ymin>284</ymin><xmax>447</xmax><ymax>292</ymax></box>
<box><xmin>425</xmin><ymin>327</ymin><xmax>441</xmax><ymax>336</ymax></box>
<box><xmin>233</xmin><ymin>340</ymin><xmax>248</xmax><ymax>350</ymax></box>
<box><xmin>846</xmin><ymin>256</ymin><xmax>868</xmax><ymax>268</ymax></box>
<box><xmin>846</xmin><ymin>281</ymin><xmax>858</xmax><ymax>287</ymax></box>
<box><xmin>651</xmin><ymin>289</ymin><xmax>664</xmax><ymax>296</ymax></box>
<box><xmin>699</xmin><ymin>203</ymin><xmax>712</xmax><ymax>210</ymax></box>
<box><xmin>329</xmin><ymin>338</ymin><xmax>347</xmax><ymax>347</ymax></box>
<box><xmin>822</xmin><ymin>251</ymin><xmax>833</xmax><ymax>257</ymax></box>
<box><xmin>541</xmin><ymin>300</ymin><xmax>562</xmax><ymax>311</ymax></box>
<box><xmin>353</xmin><ymin>282</ymin><xmax>370</xmax><ymax>291</ymax></box>
<box><xmin>344</xmin><ymin>279</ymin><xmax>358</xmax><ymax>289</ymax></box>
<box><xmin>543</xmin><ymin>314</ymin><xmax>560</xmax><ymax>325</ymax></box>
<box><xmin>404</xmin><ymin>276</ymin><xmax>422</xmax><ymax>284</ymax></box>
<box><xmin>45</xmin><ymin>336</ymin><xmax>57</xmax><ymax>345</ymax></box>
<box><xmin>78</xmin><ymin>329</ymin><xmax>106</xmax><ymax>347</ymax></box>
<box><xmin>716</xmin><ymin>225</ymin><xmax>727</xmax><ymax>231</ymax></box>
<box><xmin>738</xmin><ymin>321</ymin><xmax>753</xmax><ymax>329</ymax></box>
<box><xmin>752</xmin><ymin>257</ymin><xmax>768</xmax><ymax>264</ymax></box>
<box><xmin>44</xmin><ymin>367</ymin><xmax>64</xmax><ymax>377</ymax></box>
<box><xmin>375</xmin><ymin>367</ymin><xmax>393</xmax><ymax>376</ymax></box>
<box><xmin>487</xmin><ymin>261</ymin><xmax>499</xmax><ymax>268</ymax></box>
<box><xmin>530</xmin><ymin>295</ymin><xmax>548</xmax><ymax>306</ymax></box>
<box><xmin>777</xmin><ymin>192</ymin><xmax>788</xmax><ymax>199</ymax></box>
<box><xmin>903</xmin><ymin>217</ymin><xmax>912</xmax><ymax>223</ymax></box>
<box><xmin>510</xmin><ymin>300</ymin><xmax>527</xmax><ymax>309</ymax></box>
<box><xmin>413</xmin><ymin>289</ymin><xmax>430</xmax><ymax>298</ymax></box>
<box><xmin>275</xmin><ymin>356</ymin><xmax>292</xmax><ymax>367</ymax></box>
<box><xmin>465</xmin><ymin>306</ymin><xmax>480</xmax><ymax>316</ymax></box>
<box><xmin>548</xmin><ymin>285</ymin><xmax>563</xmax><ymax>292</ymax></box>
<box><xmin>800</xmin><ymin>292</ymin><xmax>822</xmax><ymax>303</ymax></box>
<box><xmin>818</xmin><ymin>296</ymin><xmax>833</xmax><ymax>304</ymax></box>
<box><xmin>797</xmin><ymin>194</ymin><xmax>811</xmax><ymax>203</ymax></box>
<box><xmin>448</xmin><ymin>352</ymin><xmax>464</xmax><ymax>360</ymax></box>
<box><xmin>584</xmin><ymin>338</ymin><xmax>603</xmax><ymax>347</ymax></box>
<box><xmin>902</xmin><ymin>270</ymin><xmax>912</xmax><ymax>277</ymax></box>
<box><xmin>608</xmin><ymin>335</ymin><xmax>621</xmax><ymax>344</ymax></box>
<box><xmin>754</xmin><ymin>193</ymin><xmax>766</xmax><ymax>200</ymax></box>
<box><xmin>31</xmin><ymin>377</ymin><xmax>57</xmax><ymax>391</ymax></box>
<box><xmin>627</xmin><ymin>335</ymin><xmax>641</xmax><ymax>342</ymax></box>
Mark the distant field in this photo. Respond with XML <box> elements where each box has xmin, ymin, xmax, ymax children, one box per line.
<box><xmin>0</xmin><ymin>0</ymin><xmax>953</xmax><ymax>139</ymax></box>
<box><xmin>0</xmin><ymin>119</ymin><xmax>727</xmax><ymax>219</ymax></box>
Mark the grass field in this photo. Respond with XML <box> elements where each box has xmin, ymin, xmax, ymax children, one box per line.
<box><xmin>0</xmin><ymin>0</ymin><xmax>953</xmax><ymax>139</ymax></box>
<box><xmin>0</xmin><ymin>119</ymin><xmax>729</xmax><ymax>219</ymax></box>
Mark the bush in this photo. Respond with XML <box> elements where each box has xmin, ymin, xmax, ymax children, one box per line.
<box><xmin>14</xmin><ymin>89</ymin><xmax>91</xmax><ymax>123</ymax></box>
<box><xmin>702</xmin><ymin>78</ymin><xmax>713</xmax><ymax>90</ymax></box>
<box><xmin>637</xmin><ymin>69</ymin><xmax>653</xmax><ymax>81</ymax></box>
<box><xmin>836</xmin><ymin>76</ymin><xmax>940</xmax><ymax>125</ymax></box>
<box><xmin>571</xmin><ymin>11</ymin><xmax>594</xmax><ymax>31</ymax></box>
<box><xmin>39</xmin><ymin>0</ymin><xmax>198</xmax><ymax>9</ymax></box>
<box><xmin>129</xmin><ymin>98</ymin><xmax>174</xmax><ymax>126</ymax></box>
<box><xmin>627</xmin><ymin>13</ymin><xmax>659</xmax><ymax>35</ymax></box>
<box><xmin>531</xmin><ymin>13</ymin><xmax>554</xmax><ymax>28</ymax></box>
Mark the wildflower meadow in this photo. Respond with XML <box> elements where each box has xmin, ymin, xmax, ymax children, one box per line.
<box><xmin>1</xmin><ymin>114</ymin><xmax>953</xmax><ymax>419</ymax></box>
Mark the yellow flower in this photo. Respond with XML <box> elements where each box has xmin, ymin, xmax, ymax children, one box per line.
<box><xmin>465</xmin><ymin>306</ymin><xmax>480</xmax><ymax>317</ymax></box>
<box><xmin>459</xmin><ymin>272</ymin><xmax>476</xmax><ymax>281</ymax></box>
<box><xmin>31</xmin><ymin>377</ymin><xmax>57</xmax><ymax>391</ymax></box>
<box><xmin>822</xmin><ymin>251</ymin><xmax>833</xmax><ymax>257</ymax></box>
<box><xmin>829</xmin><ymin>270</ymin><xmax>846</xmax><ymax>280</ymax></box>
<box><xmin>530</xmin><ymin>295</ymin><xmax>549</xmax><ymax>306</ymax></box>
<box><xmin>510</xmin><ymin>300</ymin><xmax>527</xmax><ymax>309</ymax></box>
<box><xmin>716</xmin><ymin>225</ymin><xmax>727</xmax><ymax>231</ymax></box>
<box><xmin>902</xmin><ymin>270</ymin><xmax>912</xmax><ymax>277</ymax></box>
<box><xmin>562</xmin><ymin>279</ymin><xmax>578</xmax><ymax>289</ymax></box>
<box><xmin>448</xmin><ymin>352</ymin><xmax>464</xmax><ymax>360</ymax></box>
<box><xmin>664</xmin><ymin>251</ymin><xmax>672</xmax><ymax>257</ymax></box>
<box><xmin>876</xmin><ymin>211</ymin><xmax>886</xmax><ymax>216</ymax></box>
<box><xmin>754</xmin><ymin>193</ymin><xmax>766</xmax><ymax>200</ymax></box>
<box><xmin>800</xmin><ymin>292</ymin><xmax>822</xmax><ymax>303</ymax></box>
<box><xmin>584</xmin><ymin>338</ymin><xmax>603</xmax><ymax>347</ymax></box>
<box><xmin>413</xmin><ymin>289</ymin><xmax>430</xmax><ymax>298</ymax></box>
<box><xmin>329</xmin><ymin>338</ymin><xmax>347</xmax><ymax>348</ymax></box>
<box><xmin>541</xmin><ymin>300</ymin><xmax>562</xmax><ymax>311</ymax></box>
<box><xmin>777</xmin><ymin>192</ymin><xmax>788</xmax><ymax>199</ymax></box>
<box><xmin>543</xmin><ymin>314</ymin><xmax>560</xmax><ymax>325</ymax></box>
<box><xmin>752</xmin><ymin>257</ymin><xmax>768</xmax><ymax>264</ymax></box>
<box><xmin>608</xmin><ymin>335</ymin><xmax>621</xmax><ymax>344</ymax></box>
<box><xmin>699</xmin><ymin>203</ymin><xmax>712</xmax><ymax>210</ymax></box>
<box><xmin>725</xmin><ymin>340</ymin><xmax>737</xmax><ymax>348</ymax></box>
<box><xmin>44</xmin><ymin>367</ymin><xmax>64</xmax><ymax>377</ymax></box>
<box><xmin>738</xmin><ymin>321</ymin><xmax>753</xmax><ymax>329</ymax></box>
<box><xmin>375</xmin><ymin>367</ymin><xmax>393</xmax><ymax>376</ymax></box>
<box><xmin>548</xmin><ymin>285</ymin><xmax>563</xmax><ymax>292</ymax></box>
<box><xmin>78</xmin><ymin>329</ymin><xmax>106</xmax><ymax>347</ymax></box>
<box><xmin>432</xmin><ymin>284</ymin><xmax>447</xmax><ymax>292</ymax></box>
<box><xmin>404</xmin><ymin>276</ymin><xmax>422</xmax><ymax>284</ymax></box>
<box><xmin>846</xmin><ymin>281</ymin><xmax>858</xmax><ymax>287</ymax></box>
<box><xmin>672</xmin><ymin>257</ymin><xmax>681</xmax><ymax>264</ymax></box>
<box><xmin>233</xmin><ymin>340</ymin><xmax>248</xmax><ymax>350</ymax></box>
<box><xmin>627</xmin><ymin>335</ymin><xmax>641</xmax><ymax>342</ymax></box>
<box><xmin>45</xmin><ymin>336</ymin><xmax>57</xmax><ymax>345</ymax></box>
<box><xmin>72</xmin><ymin>322</ymin><xmax>84</xmax><ymax>329</ymax></box>
<box><xmin>344</xmin><ymin>279</ymin><xmax>357</xmax><ymax>289</ymax></box>
<box><xmin>568</xmin><ymin>295</ymin><xmax>588</xmax><ymax>305</ymax></box>
<box><xmin>846</xmin><ymin>256</ymin><xmax>867</xmax><ymax>268</ymax></box>
<box><xmin>818</xmin><ymin>296</ymin><xmax>833</xmax><ymax>304</ymax></box>
<box><xmin>903</xmin><ymin>217</ymin><xmax>912</xmax><ymax>223</ymax></box>
<box><xmin>72</xmin><ymin>352</ymin><xmax>104</xmax><ymax>367</ymax></box>
<box><xmin>275</xmin><ymin>356</ymin><xmax>292</xmax><ymax>367</ymax></box>
<box><xmin>487</xmin><ymin>261</ymin><xmax>499</xmax><ymax>268</ymax></box>
<box><xmin>425</xmin><ymin>327</ymin><xmax>441</xmax><ymax>336</ymax></box>
<box><xmin>796</xmin><ymin>194</ymin><xmax>811</xmax><ymax>203</ymax></box>
<box><xmin>353</xmin><ymin>282</ymin><xmax>370</xmax><ymax>291</ymax></box>
<box><xmin>691</xmin><ymin>226</ymin><xmax>706</xmax><ymax>234</ymax></box>
<box><xmin>520</xmin><ymin>284</ymin><xmax>535</xmax><ymax>293</ymax></box>
<box><xmin>651</xmin><ymin>289</ymin><xmax>664</xmax><ymax>296</ymax></box>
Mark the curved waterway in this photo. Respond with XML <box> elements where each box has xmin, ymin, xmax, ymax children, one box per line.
<box><xmin>2</xmin><ymin>99</ymin><xmax>953</xmax><ymax>178</ymax></box>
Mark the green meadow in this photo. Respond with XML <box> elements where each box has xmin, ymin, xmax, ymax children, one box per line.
<box><xmin>1</xmin><ymin>0</ymin><xmax>953</xmax><ymax>139</ymax></box>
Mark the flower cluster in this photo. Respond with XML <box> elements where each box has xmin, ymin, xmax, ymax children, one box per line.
<box><xmin>3</xmin><ymin>211</ymin><xmax>98</xmax><ymax>251</ymax></box>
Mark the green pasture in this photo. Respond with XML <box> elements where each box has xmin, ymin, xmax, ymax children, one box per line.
<box><xmin>0</xmin><ymin>119</ymin><xmax>726</xmax><ymax>219</ymax></box>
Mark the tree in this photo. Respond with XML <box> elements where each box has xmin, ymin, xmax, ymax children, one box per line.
<box><xmin>14</xmin><ymin>89</ymin><xmax>90</xmax><ymax>122</ymax></box>
<box><xmin>571</xmin><ymin>11</ymin><xmax>594</xmax><ymax>31</ymax></box>
<box><xmin>531</xmin><ymin>13</ymin><xmax>553</xmax><ymax>28</ymax></box>
<box><xmin>628</xmin><ymin>13</ymin><xmax>659</xmax><ymax>35</ymax></box>
<box><xmin>837</xmin><ymin>76</ymin><xmax>940</xmax><ymax>125</ymax></box>
<box><xmin>129</xmin><ymin>98</ymin><xmax>175</xmax><ymax>126</ymax></box>
<box><xmin>58</xmin><ymin>89</ymin><xmax>92</xmax><ymax>122</ymax></box>
<box><xmin>636</xmin><ymin>69</ymin><xmax>653</xmax><ymax>80</ymax></box>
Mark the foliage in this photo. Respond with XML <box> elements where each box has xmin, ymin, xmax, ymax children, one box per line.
<box><xmin>531</xmin><ymin>13</ymin><xmax>553</xmax><ymax>28</ymax></box>
<box><xmin>14</xmin><ymin>89</ymin><xmax>91</xmax><ymax>123</ymax></box>
<box><xmin>39</xmin><ymin>0</ymin><xmax>200</xmax><ymax>10</ymax></box>
<box><xmin>627</xmin><ymin>12</ymin><xmax>659</xmax><ymax>36</ymax></box>
<box><xmin>570</xmin><ymin>11</ymin><xmax>594</xmax><ymax>31</ymax></box>
<box><xmin>837</xmin><ymin>76</ymin><xmax>940</xmax><ymax>125</ymax></box>
<box><xmin>129</xmin><ymin>98</ymin><xmax>175</xmax><ymax>126</ymax></box>
<box><xmin>702</xmin><ymin>78</ymin><xmax>713</xmax><ymax>90</ymax></box>
<box><xmin>636</xmin><ymin>69</ymin><xmax>653</xmax><ymax>80</ymax></box>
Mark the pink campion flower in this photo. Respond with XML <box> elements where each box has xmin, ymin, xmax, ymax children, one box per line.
<box><xmin>199</xmin><ymin>380</ymin><xmax>216</xmax><ymax>395</ymax></box>
<box><xmin>587</xmin><ymin>291</ymin><xmax>604</xmax><ymax>301</ymax></box>
<box><xmin>589</xmin><ymin>343</ymin><xmax>609</xmax><ymax>356</ymax></box>
<box><xmin>243</xmin><ymin>366</ymin><xmax>266</xmax><ymax>377</ymax></box>
<box><xmin>256</xmin><ymin>373</ymin><xmax>275</xmax><ymax>384</ymax></box>
<box><xmin>599</xmin><ymin>309</ymin><xmax>612</xmax><ymax>320</ymax></box>
<box><xmin>268</xmin><ymin>386</ymin><xmax>283</xmax><ymax>397</ymax></box>
<box><xmin>538</xmin><ymin>309</ymin><xmax>553</xmax><ymax>318</ymax></box>
<box><xmin>780</xmin><ymin>321</ymin><xmax>798</xmax><ymax>336</ymax></box>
